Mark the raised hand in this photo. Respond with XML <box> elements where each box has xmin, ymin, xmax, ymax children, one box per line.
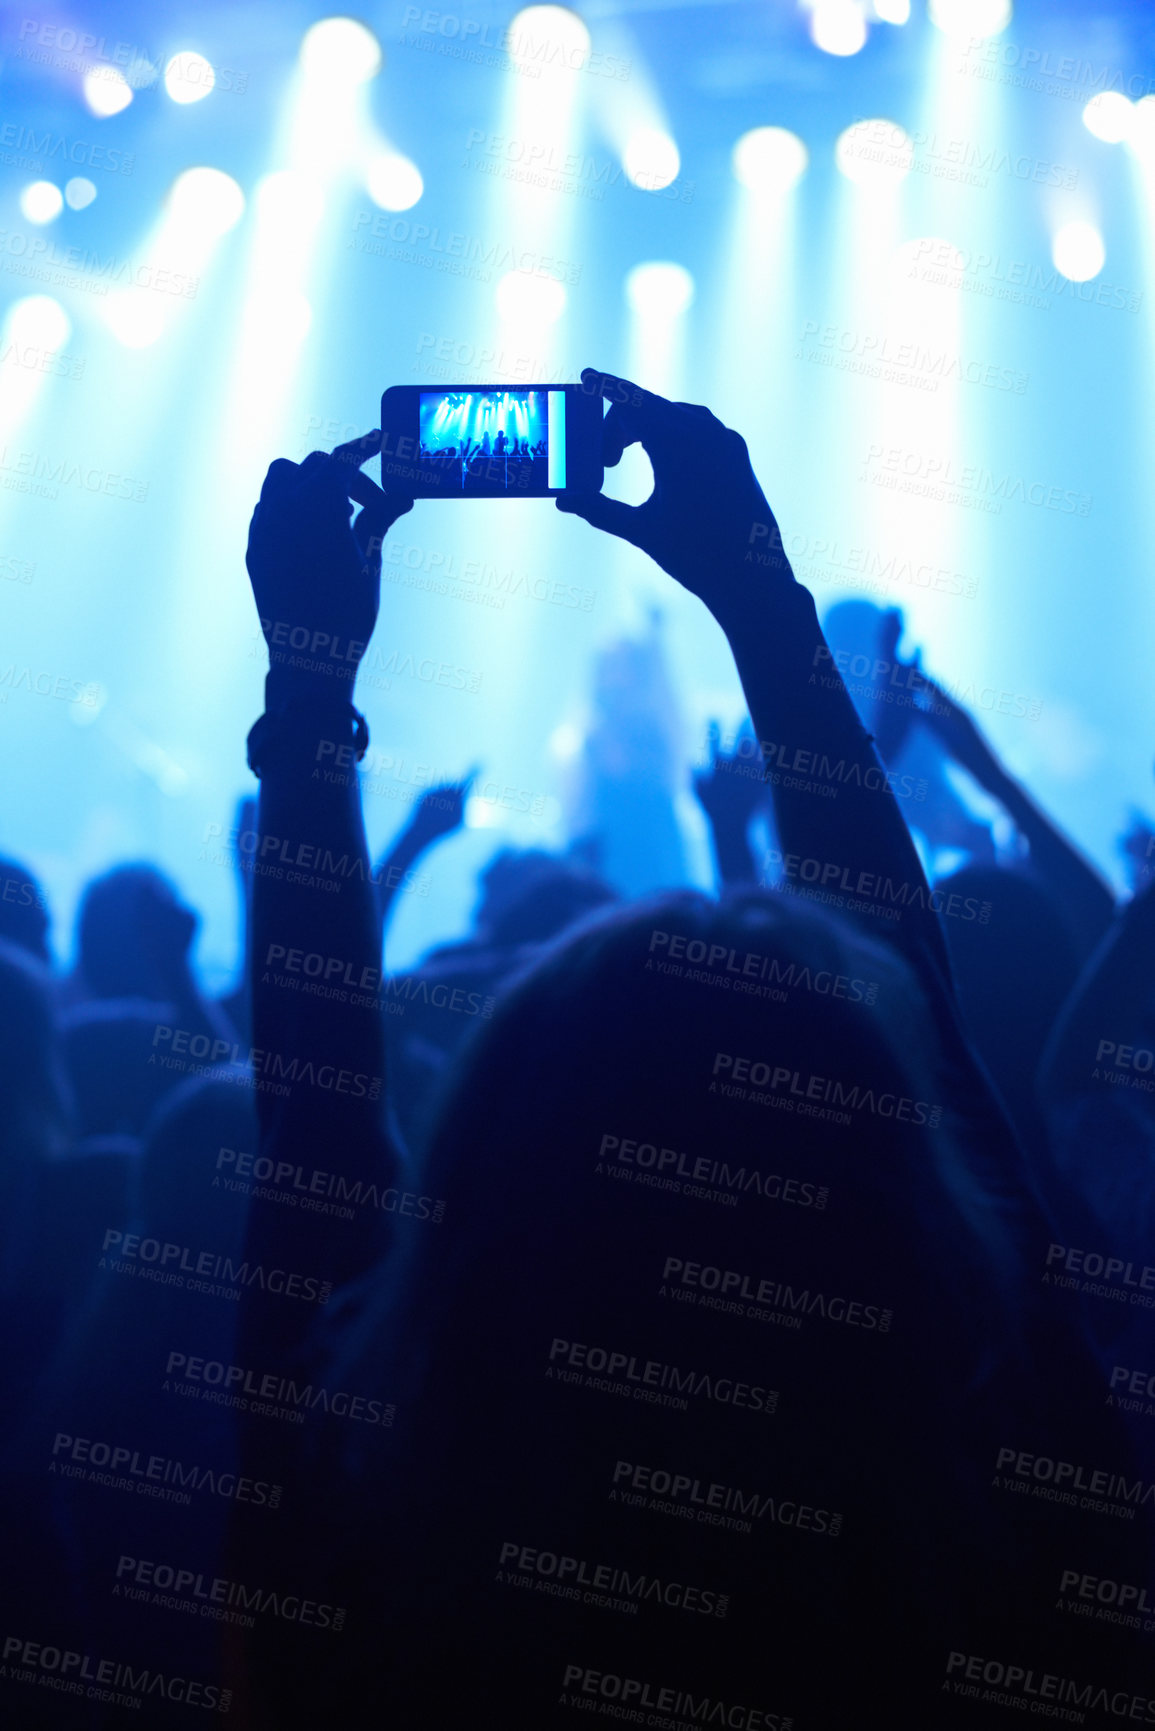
<box><xmin>693</xmin><ymin>721</ymin><xmax>767</xmax><ymax>827</ymax></box>
<box><xmin>912</xmin><ymin>672</ymin><xmax>1001</xmax><ymax>791</ymax></box>
<box><xmin>406</xmin><ymin>771</ymin><xmax>476</xmax><ymax>850</ymax></box>
<box><xmin>557</xmin><ymin>368</ymin><xmax>786</xmax><ymax>625</ymax></box>
<box><xmin>246</xmin><ymin>430</ymin><xmax>412</xmax><ymax>696</ymax></box>
<box><xmin>693</xmin><ymin>722</ymin><xmax>767</xmax><ymax>886</ymax></box>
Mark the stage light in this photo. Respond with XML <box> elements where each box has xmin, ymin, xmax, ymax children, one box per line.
<box><xmin>250</xmin><ymin>288</ymin><xmax>314</xmax><ymax>347</ymax></box>
<box><xmin>811</xmin><ymin>1</ymin><xmax>868</xmax><ymax>57</ymax></box>
<box><xmin>1131</xmin><ymin>95</ymin><xmax>1155</xmax><ymax>149</ymax></box>
<box><xmin>1083</xmin><ymin>92</ymin><xmax>1132</xmax><ymax>145</ymax></box>
<box><xmin>299</xmin><ymin>18</ymin><xmax>382</xmax><ymax>85</ymax></box>
<box><xmin>255</xmin><ymin>169</ymin><xmax>325</xmax><ymax>229</ymax></box>
<box><xmin>167</xmin><ymin>168</ymin><xmax>246</xmax><ymax>238</ymax></box>
<box><xmin>83</xmin><ymin>67</ymin><xmax>133</xmax><ymax>116</ymax></box>
<box><xmin>625</xmin><ymin>262</ymin><xmax>695</xmax><ymax>318</ymax></box>
<box><xmin>164</xmin><ymin>51</ymin><xmax>217</xmax><ymax>105</ymax></box>
<box><xmin>8</xmin><ymin>295</ymin><xmax>70</xmax><ymax>351</ymax></box>
<box><xmin>835</xmin><ymin>118</ymin><xmax>913</xmax><ymax>186</ymax></box>
<box><xmin>874</xmin><ymin>0</ymin><xmax>910</xmax><ymax>20</ymax></box>
<box><xmin>101</xmin><ymin>290</ymin><xmax>166</xmax><ymax>348</ymax></box>
<box><xmin>508</xmin><ymin>6</ymin><xmax>591</xmax><ymax>72</ymax></box>
<box><xmin>894</xmin><ymin>235</ymin><xmax>965</xmax><ymax>276</ymax></box>
<box><xmin>367</xmin><ymin>152</ymin><xmax>424</xmax><ymax>211</ymax></box>
<box><xmin>1052</xmin><ymin>220</ymin><xmax>1105</xmax><ymax>283</ymax></box>
<box><xmin>732</xmin><ymin>127</ymin><xmax>808</xmax><ymax>193</ymax></box>
<box><xmin>64</xmin><ymin>177</ymin><xmax>97</xmax><ymax>210</ymax></box>
<box><xmin>928</xmin><ymin>0</ymin><xmax>1011</xmax><ymax>40</ymax></box>
<box><xmin>19</xmin><ymin>181</ymin><xmax>63</xmax><ymax>224</ymax></box>
<box><xmin>495</xmin><ymin>270</ymin><xmax>566</xmax><ymax>325</ymax></box>
<box><xmin>623</xmin><ymin>129</ymin><xmax>680</xmax><ymax>192</ymax></box>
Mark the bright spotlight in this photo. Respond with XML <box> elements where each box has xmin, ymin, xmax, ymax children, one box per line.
<box><xmin>299</xmin><ymin>18</ymin><xmax>382</xmax><ymax>85</ymax></box>
<box><xmin>895</xmin><ymin>235</ymin><xmax>965</xmax><ymax>275</ymax></box>
<box><xmin>64</xmin><ymin>177</ymin><xmax>98</xmax><ymax>210</ymax></box>
<box><xmin>811</xmin><ymin>0</ymin><xmax>868</xmax><ymax>56</ymax></box>
<box><xmin>102</xmin><ymin>291</ymin><xmax>166</xmax><ymax>349</ymax></box>
<box><xmin>835</xmin><ymin>118</ymin><xmax>913</xmax><ymax>186</ymax></box>
<box><xmin>8</xmin><ymin>296</ymin><xmax>71</xmax><ymax>351</ymax></box>
<box><xmin>167</xmin><ymin>168</ymin><xmax>246</xmax><ymax>238</ymax></box>
<box><xmin>874</xmin><ymin>0</ymin><xmax>910</xmax><ymax>20</ymax></box>
<box><xmin>1052</xmin><ymin>220</ymin><xmax>1105</xmax><ymax>283</ymax></box>
<box><xmin>20</xmin><ymin>181</ymin><xmax>63</xmax><ymax>224</ymax></box>
<box><xmin>495</xmin><ymin>270</ymin><xmax>567</xmax><ymax>325</ymax></box>
<box><xmin>83</xmin><ymin>67</ymin><xmax>133</xmax><ymax>116</ymax></box>
<box><xmin>508</xmin><ymin>6</ymin><xmax>591</xmax><ymax>71</ymax></box>
<box><xmin>367</xmin><ymin>153</ymin><xmax>424</xmax><ymax>211</ymax></box>
<box><xmin>623</xmin><ymin>129</ymin><xmax>680</xmax><ymax>192</ymax></box>
<box><xmin>732</xmin><ymin>127</ymin><xmax>808</xmax><ymax>193</ymax></box>
<box><xmin>1083</xmin><ymin>92</ymin><xmax>1132</xmax><ymax>145</ymax></box>
<box><xmin>251</xmin><ymin>291</ymin><xmax>314</xmax><ymax>348</ymax></box>
<box><xmin>929</xmin><ymin>0</ymin><xmax>1011</xmax><ymax>40</ymax></box>
<box><xmin>1130</xmin><ymin>95</ymin><xmax>1155</xmax><ymax>157</ymax></box>
<box><xmin>164</xmin><ymin>51</ymin><xmax>217</xmax><ymax>104</ymax></box>
<box><xmin>625</xmin><ymin>262</ymin><xmax>695</xmax><ymax>318</ymax></box>
<box><xmin>255</xmin><ymin>170</ymin><xmax>325</xmax><ymax>229</ymax></box>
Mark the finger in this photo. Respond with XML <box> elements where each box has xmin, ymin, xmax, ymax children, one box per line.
<box><xmin>346</xmin><ymin>469</ymin><xmax>389</xmax><ymax>512</ymax></box>
<box><xmin>352</xmin><ymin>496</ymin><xmax>411</xmax><ymax>560</ymax></box>
<box><xmin>556</xmin><ymin>492</ymin><xmax>649</xmax><ymax>550</ymax></box>
<box><xmin>602</xmin><ymin>401</ymin><xmax>644</xmax><ymax>468</ymax></box>
<box><xmin>707</xmin><ymin>719</ymin><xmax>721</xmax><ymax>765</ymax></box>
<box><xmin>258</xmin><ymin>456</ymin><xmax>302</xmax><ymax>507</ymax></box>
<box><xmin>331</xmin><ymin>429</ymin><xmax>383</xmax><ymax>468</ymax></box>
<box><xmin>580</xmin><ymin>367</ymin><xmax>665</xmax><ymax>420</ymax></box>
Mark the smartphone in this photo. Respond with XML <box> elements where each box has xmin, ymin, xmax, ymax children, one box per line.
<box><xmin>379</xmin><ymin>384</ymin><xmax>603</xmax><ymax>499</ymax></box>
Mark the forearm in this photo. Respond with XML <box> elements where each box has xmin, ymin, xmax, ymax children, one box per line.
<box><xmin>707</xmin><ymin>817</ymin><xmax>758</xmax><ymax>889</ymax></box>
<box><xmin>240</xmin><ymin>682</ymin><xmax>392</xmax><ymax>1360</ymax></box>
<box><xmin>990</xmin><ymin>772</ymin><xmax>1116</xmax><ymax>959</ymax></box>
<box><xmin>375</xmin><ymin>826</ymin><xmax>426</xmax><ymax>933</ymax></box>
<box><xmin>717</xmin><ymin>576</ymin><xmax>951</xmax><ymax>978</ymax></box>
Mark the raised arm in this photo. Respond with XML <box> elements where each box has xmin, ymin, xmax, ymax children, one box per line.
<box><xmin>692</xmin><ymin>721</ymin><xmax>768</xmax><ymax>888</ymax></box>
<box><xmin>239</xmin><ymin>434</ymin><xmax>412</xmax><ymax>1361</ymax></box>
<box><xmin>373</xmin><ymin>774</ymin><xmax>472</xmax><ymax>935</ymax></box>
<box><xmin>558</xmin><ymin>369</ymin><xmax>951</xmax><ymax>985</ymax></box>
<box><xmin>916</xmin><ymin>674</ymin><xmax>1116</xmax><ymax>961</ymax></box>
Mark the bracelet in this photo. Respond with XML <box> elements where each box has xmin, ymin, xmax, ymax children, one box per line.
<box><xmin>246</xmin><ymin>699</ymin><xmax>369</xmax><ymax>779</ymax></box>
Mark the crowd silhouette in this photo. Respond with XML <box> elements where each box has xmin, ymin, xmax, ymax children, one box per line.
<box><xmin>1</xmin><ymin>368</ymin><xmax>1153</xmax><ymax>1728</ymax></box>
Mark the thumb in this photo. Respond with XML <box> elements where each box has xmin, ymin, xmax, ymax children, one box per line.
<box><xmin>556</xmin><ymin>491</ymin><xmax>649</xmax><ymax>552</ymax></box>
<box><xmin>351</xmin><ymin>477</ymin><xmax>412</xmax><ymax>559</ymax></box>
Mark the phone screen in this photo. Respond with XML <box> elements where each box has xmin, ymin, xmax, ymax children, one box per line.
<box><xmin>419</xmin><ymin>389</ymin><xmax>566</xmax><ymax>491</ymax></box>
<box><xmin>380</xmin><ymin>382</ymin><xmax>602</xmax><ymax>498</ymax></box>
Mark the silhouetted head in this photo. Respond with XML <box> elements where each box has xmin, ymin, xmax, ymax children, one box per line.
<box><xmin>76</xmin><ymin>864</ymin><xmax>196</xmax><ymax>1000</ymax></box>
<box><xmin>424</xmin><ymin>888</ymin><xmax>1023</xmax><ymax>1335</ymax></box>
<box><xmin>0</xmin><ymin>856</ymin><xmax>50</xmax><ymax>963</ymax></box>
<box><xmin>475</xmin><ymin>850</ymin><xmax>617</xmax><ymax>948</ymax></box>
<box><xmin>0</xmin><ymin>937</ymin><xmax>69</xmax><ymax>1164</ymax></box>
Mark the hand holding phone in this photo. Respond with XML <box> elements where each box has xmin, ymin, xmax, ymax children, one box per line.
<box><xmin>379</xmin><ymin>384</ymin><xmax>603</xmax><ymax>499</ymax></box>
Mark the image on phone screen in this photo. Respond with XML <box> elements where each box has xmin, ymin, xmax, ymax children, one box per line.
<box><xmin>417</xmin><ymin>388</ymin><xmax>566</xmax><ymax>493</ymax></box>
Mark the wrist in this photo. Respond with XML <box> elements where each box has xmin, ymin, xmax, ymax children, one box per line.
<box><xmin>265</xmin><ymin>664</ymin><xmax>361</xmax><ymax>715</ymax></box>
<box><xmin>250</xmin><ymin>679</ymin><xmax>369</xmax><ymax>779</ymax></box>
<box><xmin>709</xmin><ymin>568</ymin><xmax>815</xmax><ymax>648</ymax></box>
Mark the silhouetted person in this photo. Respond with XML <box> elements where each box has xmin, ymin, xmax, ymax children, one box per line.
<box><xmin>224</xmin><ymin>398</ymin><xmax>1148</xmax><ymax>1730</ymax></box>
<box><xmin>0</xmin><ymin>855</ymin><xmax>51</xmax><ymax>963</ymax></box>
